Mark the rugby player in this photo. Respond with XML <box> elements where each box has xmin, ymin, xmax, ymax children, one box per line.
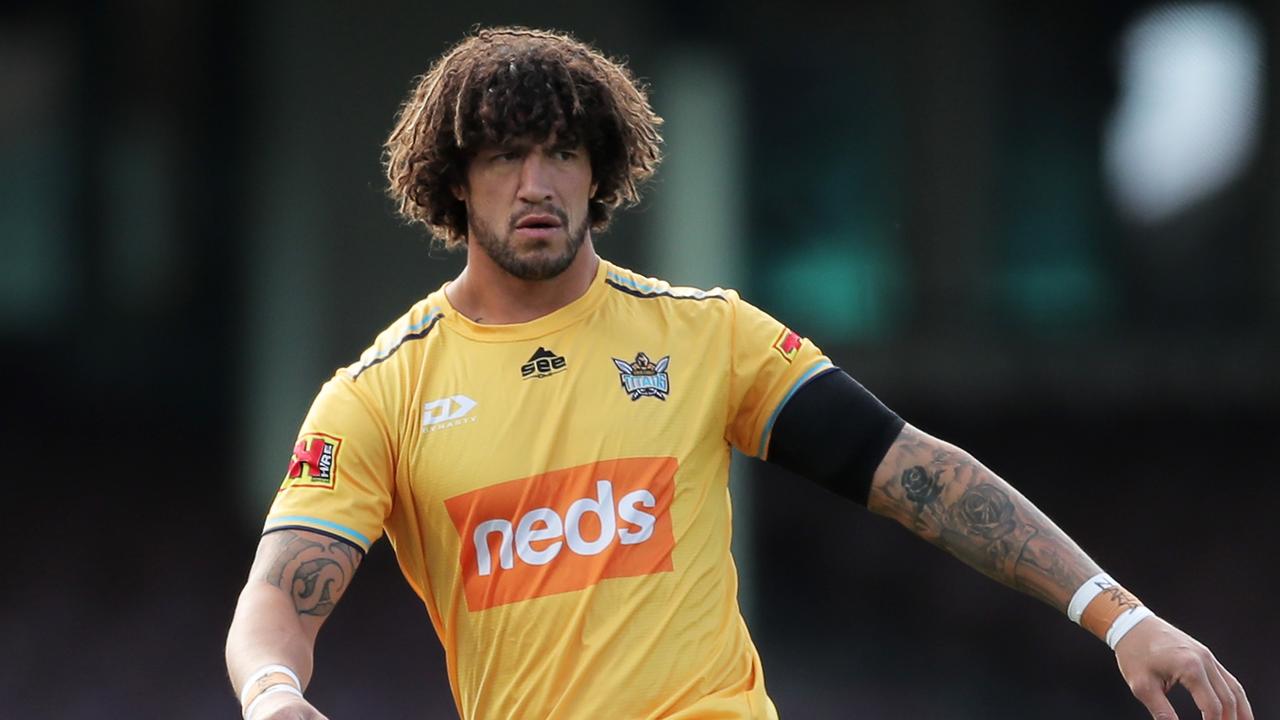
<box><xmin>225</xmin><ymin>27</ymin><xmax>1251</xmax><ymax>720</ymax></box>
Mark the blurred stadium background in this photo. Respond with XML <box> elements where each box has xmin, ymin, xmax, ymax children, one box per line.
<box><xmin>3</xmin><ymin>1</ymin><xmax>1277</xmax><ymax>717</ymax></box>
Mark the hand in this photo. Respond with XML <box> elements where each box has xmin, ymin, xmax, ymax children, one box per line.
<box><xmin>1115</xmin><ymin>615</ymin><xmax>1251</xmax><ymax>720</ymax></box>
<box><xmin>245</xmin><ymin>691</ymin><xmax>329</xmax><ymax>720</ymax></box>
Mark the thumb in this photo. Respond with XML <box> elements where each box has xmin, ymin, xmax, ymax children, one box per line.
<box><xmin>1130</xmin><ymin>677</ymin><xmax>1179</xmax><ymax>720</ymax></box>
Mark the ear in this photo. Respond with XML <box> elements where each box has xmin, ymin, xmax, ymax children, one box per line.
<box><xmin>451</xmin><ymin>182</ymin><xmax>467</xmax><ymax>203</ymax></box>
<box><xmin>590</xmin><ymin>180</ymin><xmax>599</xmax><ymax>198</ymax></box>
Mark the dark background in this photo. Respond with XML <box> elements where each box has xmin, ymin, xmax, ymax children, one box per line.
<box><xmin>3</xmin><ymin>1</ymin><xmax>1277</xmax><ymax>718</ymax></box>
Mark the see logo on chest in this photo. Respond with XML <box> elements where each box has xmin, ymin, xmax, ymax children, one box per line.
<box><xmin>521</xmin><ymin>347</ymin><xmax>567</xmax><ymax>379</ymax></box>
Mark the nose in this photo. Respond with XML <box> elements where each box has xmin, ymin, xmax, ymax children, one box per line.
<box><xmin>516</xmin><ymin>153</ymin><xmax>554</xmax><ymax>203</ymax></box>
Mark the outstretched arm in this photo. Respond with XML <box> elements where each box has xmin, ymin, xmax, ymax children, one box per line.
<box><xmin>868</xmin><ymin>423</ymin><xmax>1251</xmax><ymax>720</ymax></box>
<box><xmin>226</xmin><ymin>529</ymin><xmax>363</xmax><ymax>719</ymax></box>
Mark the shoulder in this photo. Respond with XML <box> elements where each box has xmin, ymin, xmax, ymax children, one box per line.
<box><xmin>602</xmin><ymin>262</ymin><xmax>736</xmax><ymax>306</ymax></box>
<box><xmin>341</xmin><ymin>289</ymin><xmax>448</xmax><ymax>381</ymax></box>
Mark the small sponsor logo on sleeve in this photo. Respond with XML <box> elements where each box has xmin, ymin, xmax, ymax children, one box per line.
<box><xmin>772</xmin><ymin>328</ymin><xmax>803</xmax><ymax>363</ymax></box>
<box><xmin>281</xmin><ymin>433</ymin><xmax>342</xmax><ymax>491</ymax></box>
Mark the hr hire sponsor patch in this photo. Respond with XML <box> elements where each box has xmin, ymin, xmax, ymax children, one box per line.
<box><xmin>771</xmin><ymin>328</ymin><xmax>803</xmax><ymax>363</ymax></box>
<box><xmin>281</xmin><ymin>433</ymin><xmax>342</xmax><ymax>491</ymax></box>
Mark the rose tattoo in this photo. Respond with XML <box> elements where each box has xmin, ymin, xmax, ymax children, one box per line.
<box><xmin>901</xmin><ymin>465</ymin><xmax>944</xmax><ymax>513</ymax></box>
<box><xmin>953</xmin><ymin>484</ymin><xmax>1017</xmax><ymax>540</ymax></box>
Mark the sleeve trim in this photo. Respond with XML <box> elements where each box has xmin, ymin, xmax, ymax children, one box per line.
<box><xmin>756</xmin><ymin>359</ymin><xmax>836</xmax><ymax>458</ymax></box>
<box><xmin>263</xmin><ymin>515</ymin><xmax>374</xmax><ymax>551</ymax></box>
<box><xmin>262</xmin><ymin>525</ymin><xmax>369</xmax><ymax>556</ymax></box>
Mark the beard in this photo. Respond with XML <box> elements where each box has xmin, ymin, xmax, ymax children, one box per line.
<box><xmin>470</xmin><ymin>206</ymin><xmax>589</xmax><ymax>281</ymax></box>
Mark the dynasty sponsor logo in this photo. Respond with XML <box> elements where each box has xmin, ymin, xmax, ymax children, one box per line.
<box><xmin>612</xmin><ymin>352</ymin><xmax>670</xmax><ymax>401</ymax></box>
<box><xmin>282</xmin><ymin>433</ymin><xmax>342</xmax><ymax>491</ymax></box>
<box><xmin>422</xmin><ymin>394</ymin><xmax>478</xmax><ymax>432</ymax></box>
<box><xmin>521</xmin><ymin>347</ymin><xmax>567</xmax><ymax>379</ymax></box>
<box><xmin>444</xmin><ymin>457</ymin><xmax>678</xmax><ymax>610</ymax></box>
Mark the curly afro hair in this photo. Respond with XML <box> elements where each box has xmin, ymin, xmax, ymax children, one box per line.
<box><xmin>384</xmin><ymin>27</ymin><xmax>664</xmax><ymax>249</ymax></box>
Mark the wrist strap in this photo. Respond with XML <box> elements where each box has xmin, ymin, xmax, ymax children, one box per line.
<box><xmin>242</xmin><ymin>683</ymin><xmax>304</xmax><ymax>720</ymax></box>
<box><xmin>1106</xmin><ymin>605</ymin><xmax>1155</xmax><ymax>650</ymax></box>
<box><xmin>1067</xmin><ymin>572</ymin><xmax>1115</xmax><ymax>623</ymax></box>
<box><xmin>239</xmin><ymin>663</ymin><xmax>302</xmax><ymax>706</ymax></box>
<box><xmin>1067</xmin><ymin>572</ymin><xmax>1155</xmax><ymax>649</ymax></box>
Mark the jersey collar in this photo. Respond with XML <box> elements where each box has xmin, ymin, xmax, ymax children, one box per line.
<box><xmin>437</xmin><ymin>259</ymin><xmax>610</xmax><ymax>342</ymax></box>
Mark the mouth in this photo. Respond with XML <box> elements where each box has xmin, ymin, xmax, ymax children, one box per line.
<box><xmin>514</xmin><ymin>214</ymin><xmax>564</xmax><ymax>231</ymax></box>
<box><xmin>512</xmin><ymin>212</ymin><xmax>565</xmax><ymax>242</ymax></box>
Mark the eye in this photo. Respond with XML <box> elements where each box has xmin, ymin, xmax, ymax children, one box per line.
<box><xmin>555</xmin><ymin>149</ymin><xmax>578</xmax><ymax>161</ymax></box>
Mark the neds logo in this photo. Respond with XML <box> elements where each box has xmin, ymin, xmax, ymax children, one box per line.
<box><xmin>471</xmin><ymin>480</ymin><xmax>656</xmax><ymax>575</ymax></box>
<box><xmin>444</xmin><ymin>457</ymin><xmax>677</xmax><ymax>610</ymax></box>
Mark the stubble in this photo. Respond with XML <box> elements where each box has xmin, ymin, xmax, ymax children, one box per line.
<box><xmin>470</xmin><ymin>207</ymin><xmax>589</xmax><ymax>281</ymax></box>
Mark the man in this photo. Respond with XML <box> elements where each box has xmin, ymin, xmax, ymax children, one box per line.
<box><xmin>225</xmin><ymin>27</ymin><xmax>1251</xmax><ymax>720</ymax></box>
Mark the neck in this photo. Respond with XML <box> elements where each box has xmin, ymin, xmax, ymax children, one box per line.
<box><xmin>446</xmin><ymin>235</ymin><xmax>600</xmax><ymax>325</ymax></box>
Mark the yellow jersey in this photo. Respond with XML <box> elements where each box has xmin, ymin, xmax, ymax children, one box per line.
<box><xmin>264</xmin><ymin>259</ymin><xmax>832</xmax><ymax>719</ymax></box>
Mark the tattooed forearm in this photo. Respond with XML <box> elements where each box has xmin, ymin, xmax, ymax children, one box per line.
<box><xmin>869</xmin><ymin>425</ymin><xmax>1098</xmax><ymax>611</ymax></box>
<box><xmin>254</xmin><ymin>530</ymin><xmax>363</xmax><ymax>617</ymax></box>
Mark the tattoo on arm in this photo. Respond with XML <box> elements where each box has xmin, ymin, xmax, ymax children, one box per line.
<box><xmin>870</xmin><ymin>426</ymin><xmax>1098</xmax><ymax>610</ymax></box>
<box><xmin>255</xmin><ymin>531</ymin><xmax>363</xmax><ymax>617</ymax></box>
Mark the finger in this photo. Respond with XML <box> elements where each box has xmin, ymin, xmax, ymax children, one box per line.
<box><xmin>1179</xmin><ymin>660</ymin><xmax>1224</xmax><ymax>720</ymax></box>
<box><xmin>1219</xmin><ymin>666</ymin><xmax>1253</xmax><ymax>720</ymax></box>
<box><xmin>1203</xmin><ymin>661</ymin><xmax>1238</xmax><ymax>720</ymax></box>
<box><xmin>1129</xmin><ymin>675</ymin><xmax>1179</xmax><ymax>720</ymax></box>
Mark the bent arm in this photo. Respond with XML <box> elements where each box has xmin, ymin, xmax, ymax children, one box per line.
<box><xmin>765</xmin><ymin>369</ymin><xmax>1098</xmax><ymax>607</ymax></box>
<box><xmin>866</xmin><ymin>423</ymin><xmax>1097</xmax><ymax>610</ymax></box>
<box><xmin>765</xmin><ymin>365</ymin><xmax>1251</xmax><ymax>717</ymax></box>
<box><xmin>226</xmin><ymin>529</ymin><xmax>363</xmax><ymax>712</ymax></box>
<box><xmin>865</xmin><ymin>422</ymin><xmax>1251</xmax><ymax>719</ymax></box>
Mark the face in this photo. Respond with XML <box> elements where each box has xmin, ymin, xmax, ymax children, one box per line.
<box><xmin>458</xmin><ymin>137</ymin><xmax>595</xmax><ymax>281</ymax></box>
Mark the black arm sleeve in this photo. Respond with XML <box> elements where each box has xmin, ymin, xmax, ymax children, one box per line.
<box><xmin>764</xmin><ymin>368</ymin><xmax>905</xmax><ymax>506</ymax></box>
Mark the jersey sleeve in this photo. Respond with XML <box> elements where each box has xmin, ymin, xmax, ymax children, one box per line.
<box><xmin>725</xmin><ymin>292</ymin><xmax>834</xmax><ymax>458</ymax></box>
<box><xmin>262</xmin><ymin>373</ymin><xmax>395</xmax><ymax>553</ymax></box>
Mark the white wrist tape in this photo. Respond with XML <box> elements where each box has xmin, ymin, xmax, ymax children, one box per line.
<box><xmin>1067</xmin><ymin>572</ymin><xmax>1116</xmax><ymax>624</ymax></box>
<box><xmin>242</xmin><ymin>683</ymin><xmax>304</xmax><ymax>720</ymax></box>
<box><xmin>1067</xmin><ymin>571</ymin><xmax>1157</xmax><ymax>650</ymax></box>
<box><xmin>1106</xmin><ymin>605</ymin><xmax>1155</xmax><ymax>650</ymax></box>
<box><xmin>239</xmin><ymin>663</ymin><xmax>302</xmax><ymax>706</ymax></box>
